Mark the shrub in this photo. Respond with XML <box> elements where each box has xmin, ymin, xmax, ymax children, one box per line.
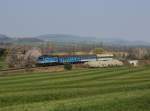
<box><xmin>64</xmin><ymin>63</ymin><xmax>72</xmax><ymax>70</ymax></box>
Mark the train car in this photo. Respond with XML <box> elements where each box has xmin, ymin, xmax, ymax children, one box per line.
<box><xmin>58</xmin><ymin>56</ymin><xmax>81</xmax><ymax>64</ymax></box>
<box><xmin>36</xmin><ymin>54</ymin><xmax>97</xmax><ymax>66</ymax></box>
<box><xmin>80</xmin><ymin>55</ymin><xmax>97</xmax><ymax>62</ymax></box>
<box><xmin>37</xmin><ymin>55</ymin><xmax>58</xmax><ymax>66</ymax></box>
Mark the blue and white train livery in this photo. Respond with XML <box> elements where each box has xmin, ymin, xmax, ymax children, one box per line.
<box><xmin>37</xmin><ymin>55</ymin><xmax>97</xmax><ymax>65</ymax></box>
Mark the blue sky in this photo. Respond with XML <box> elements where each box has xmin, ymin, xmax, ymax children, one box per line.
<box><xmin>0</xmin><ymin>0</ymin><xmax>150</xmax><ymax>41</ymax></box>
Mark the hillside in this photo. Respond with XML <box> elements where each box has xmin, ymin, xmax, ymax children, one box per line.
<box><xmin>0</xmin><ymin>34</ymin><xmax>44</xmax><ymax>44</ymax></box>
<box><xmin>0</xmin><ymin>33</ymin><xmax>150</xmax><ymax>46</ymax></box>
<box><xmin>36</xmin><ymin>34</ymin><xmax>97</xmax><ymax>43</ymax></box>
<box><xmin>15</xmin><ymin>38</ymin><xmax>44</xmax><ymax>44</ymax></box>
<box><xmin>36</xmin><ymin>34</ymin><xmax>150</xmax><ymax>46</ymax></box>
<box><xmin>0</xmin><ymin>34</ymin><xmax>12</xmax><ymax>43</ymax></box>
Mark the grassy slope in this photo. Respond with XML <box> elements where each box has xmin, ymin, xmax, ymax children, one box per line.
<box><xmin>0</xmin><ymin>66</ymin><xmax>150</xmax><ymax>111</ymax></box>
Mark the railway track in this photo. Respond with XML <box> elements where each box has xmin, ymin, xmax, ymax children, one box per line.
<box><xmin>0</xmin><ymin>65</ymin><xmax>65</xmax><ymax>75</ymax></box>
<box><xmin>0</xmin><ymin>68</ymin><xmax>25</xmax><ymax>72</ymax></box>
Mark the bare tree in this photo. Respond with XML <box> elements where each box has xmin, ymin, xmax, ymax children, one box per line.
<box><xmin>24</xmin><ymin>48</ymin><xmax>41</xmax><ymax>70</ymax></box>
<box><xmin>6</xmin><ymin>47</ymin><xmax>25</xmax><ymax>68</ymax></box>
<box><xmin>127</xmin><ymin>48</ymin><xmax>148</xmax><ymax>59</ymax></box>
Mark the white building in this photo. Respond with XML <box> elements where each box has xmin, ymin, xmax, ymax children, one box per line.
<box><xmin>128</xmin><ymin>60</ymin><xmax>138</xmax><ymax>66</ymax></box>
<box><xmin>97</xmin><ymin>54</ymin><xmax>114</xmax><ymax>61</ymax></box>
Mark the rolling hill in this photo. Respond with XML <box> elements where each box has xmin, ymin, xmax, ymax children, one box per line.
<box><xmin>0</xmin><ymin>34</ymin><xmax>12</xmax><ymax>43</ymax></box>
<box><xmin>36</xmin><ymin>34</ymin><xmax>150</xmax><ymax>46</ymax></box>
<box><xmin>0</xmin><ymin>33</ymin><xmax>150</xmax><ymax>46</ymax></box>
<box><xmin>0</xmin><ymin>34</ymin><xmax>44</xmax><ymax>44</ymax></box>
<box><xmin>15</xmin><ymin>38</ymin><xmax>44</xmax><ymax>44</ymax></box>
<box><xmin>36</xmin><ymin>34</ymin><xmax>97</xmax><ymax>42</ymax></box>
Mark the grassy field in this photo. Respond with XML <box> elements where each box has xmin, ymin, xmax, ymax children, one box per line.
<box><xmin>0</xmin><ymin>66</ymin><xmax>150</xmax><ymax>111</ymax></box>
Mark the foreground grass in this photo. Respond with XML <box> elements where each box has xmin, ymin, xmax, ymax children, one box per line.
<box><xmin>0</xmin><ymin>66</ymin><xmax>150</xmax><ymax>111</ymax></box>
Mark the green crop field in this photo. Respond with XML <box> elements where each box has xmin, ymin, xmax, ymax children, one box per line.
<box><xmin>0</xmin><ymin>66</ymin><xmax>150</xmax><ymax>111</ymax></box>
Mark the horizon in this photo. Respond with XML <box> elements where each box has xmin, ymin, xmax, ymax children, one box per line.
<box><xmin>1</xmin><ymin>33</ymin><xmax>150</xmax><ymax>43</ymax></box>
<box><xmin>0</xmin><ymin>0</ymin><xmax>150</xmax><ymax>42</ymax></box>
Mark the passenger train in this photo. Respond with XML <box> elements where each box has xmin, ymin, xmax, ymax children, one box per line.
<box><xmin>37</xmin><ymin>55</ymin><xmax>97</xmax><ymax>66</ymax></box>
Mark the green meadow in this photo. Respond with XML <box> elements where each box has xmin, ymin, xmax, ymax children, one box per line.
<box><xmin>0</xmin><ymin>66</ymin><xmax>150</xmax><ymax>111</ymax></box>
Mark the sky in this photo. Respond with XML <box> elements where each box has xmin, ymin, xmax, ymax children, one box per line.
<box><xmin>0</xmin><ymin>0</ymin><xmax>150</xmax><ymax>41</ymax></box>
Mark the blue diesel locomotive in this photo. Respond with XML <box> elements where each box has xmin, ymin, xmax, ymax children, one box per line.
<box><xmin>37</xmin><ymin>55</ymin><xmax>97</xmax><ymax>65</ymax></box>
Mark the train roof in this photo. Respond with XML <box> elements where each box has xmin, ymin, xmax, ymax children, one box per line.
<box><xmin>39</xmin><ymin>54</ymin><xmax>96</xmax><ymax>58</ymax></box>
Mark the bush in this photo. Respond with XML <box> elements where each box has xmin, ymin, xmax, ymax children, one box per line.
<box><xmin>64</xmin><ymin>63</ymin><xmax>72</xmax><ymax>70</ymax></box>
<box><xmin>0</xmin><ymin>48</ymin><xmax>6</xmax><ymax>57</ymax></box>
